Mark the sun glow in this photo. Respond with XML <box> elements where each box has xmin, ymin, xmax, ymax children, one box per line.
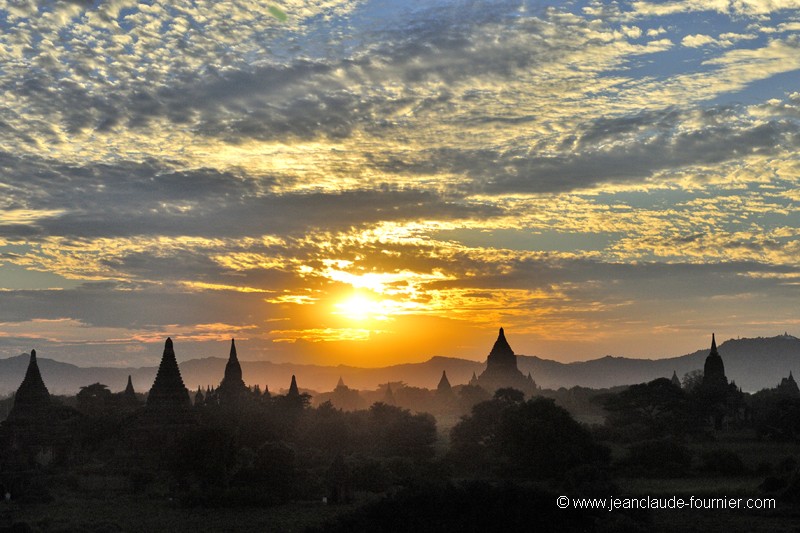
<box><xmin>335</xmin><ymin>294</ymin><xmax>390</xmax><ymax>321</ymax></box>
<box><xmin>333</xmin><ymin>292</ymin><xmax>424</xmax><ymax>322</ymax></box>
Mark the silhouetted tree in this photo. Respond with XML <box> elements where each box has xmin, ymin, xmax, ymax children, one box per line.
<box><xmin>682</xmin><ymin>369</ymin><xmax>704</xmax><ymax>393</ymax></box>
<box><xmin>451</xmin><ymin>394</ymin><xmax>608</xmax><ymax>480</ymax></box>
<box><xmin>76</xmin><ymin>383</ymin><xmax>113</xmax><ymax>415</ymax></box>
<box><xmin>603</xmin><ymin>378</ymin><xmax>705</xmax><ymax>441</ymax></box>
<box><xmin>457</xmin><ymin>384</ymin><xmax>490</xmax><ymax>413</ymax></box>
<box><xmin>751</xmin><ymin>391</ymin><xmax>800</xmax><ymax>440</ymax></box>
<box><xmin>365</xmin><ymin>402</ymin><xmax>437</xmax><ymax>459</ymax></box>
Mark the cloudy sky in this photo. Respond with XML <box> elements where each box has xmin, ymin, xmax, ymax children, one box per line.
<box><xmin>1</xmin><ymin>0</ymin><xmax>799</xmax><ymax>368</ymax></box>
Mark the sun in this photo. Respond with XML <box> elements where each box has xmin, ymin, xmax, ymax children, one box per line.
<box><xmin>334</xmin><ymin>294</ymin><xmax>392</xmax><ymax>322</ymax></box>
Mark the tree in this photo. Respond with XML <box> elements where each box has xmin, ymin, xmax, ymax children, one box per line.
<box><xmin>603</xmin><ymin>378</ymin><xmax>705</xmax><ymax>441</ymax></box>
<box><xmin>457</xmin><ymin>384</ymin><xmax>490</xmax><ymax>413</ymax></box>
<box><xmin>76</xmin><ymin>383</ymin><xmax>113</xmax><ymax>415</ymax></box>
<box><xmin>365</xmin><ymin>402</ymin><xmax>437</xmax><ymax>459</ymax></box>
<box><xmin>450</xmin><ymin>396</ymin><xmax>608</xmax><ymax>479</ymax></box>
<box><xmin>682</xmin><ymin>370</ymin><xmax>704</xmax><ymax>393</ymax></box>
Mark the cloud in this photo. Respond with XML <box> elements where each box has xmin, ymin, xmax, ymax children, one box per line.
<box><xmin>0</xmin><ymin>150</ymin><xmax>502</xmax><ymax>241</ymax></box>
<box><xmin>369</xmin><ymin>107</ymin><xmax>800</xmax><ymax>194</ymax></box>
<box><xmin>682</xmin><ymin>34</ymin><xmax>719</xmax><ymax>47</ymax></box>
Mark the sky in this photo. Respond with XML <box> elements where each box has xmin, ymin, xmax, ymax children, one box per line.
<box><xmin>1</xmin><ymin>0</ymin><xmax>800</xmax><ymax>368</ymax></box>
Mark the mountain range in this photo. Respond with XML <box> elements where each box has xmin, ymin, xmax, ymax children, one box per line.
<box><xmin>0</xmin><ymin>335</ymin><xmax>798</xmax><ymax>396</ymax></box>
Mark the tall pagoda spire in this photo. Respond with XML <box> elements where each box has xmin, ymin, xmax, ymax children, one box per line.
<box><xmin>222</xmin><ymin>339</ymin><xmax>244</xmax><ymax>385</ymax></box>
<box><xmin>122</xmin><ymin>374</ymin><xmax>138</xmax><ymax>402</ymax></box>
<box><xmin>118</xmin><ymin>374</ymin><xmax>141</xmax><ymax>409</ymax></box>
<box><xmin>14</xmin><ymin>350</ymin><xmax>51</xmax><ymax>406</ymax></box>
<box><xmin>146</xmin><ymin>338</ymin><xmax>191</xmax><ymax>409</ymax></box>
<box><xmin>437</xmin><ymin>370</ymin><xmax>452</xmax><ymax>394</ymax></box>
<box><xmin>702</xmin><ymin>332</ymin><xmax>727</xmax><ymax>390</ymax></box>
<box><xmin>8</xmin><ymin>350</ymin><xmax>51</xmax><ymax>420</ymax></box>
<box><xmin>487</xmin><ymin>327</ymin><xmax>515</xmax><ymax>367</ymax></box>
<box><xmin>124</xmin><ymin>375</ymin><xmax>136</xmax><ymax>395</ymax></box>
<box><xmin>478</xmin><ymin>327</ymin><xmax>530</xmax><ymax>393</ymax></box>
<box><xmin>218</xmin><ymin>339</ymin><xmax>247</xmax><ymax>402</ymax></box>
<box><xmin>288</xmin><ymin>375</ymin><xmax>299</xmax><ymax>397</ymax></box>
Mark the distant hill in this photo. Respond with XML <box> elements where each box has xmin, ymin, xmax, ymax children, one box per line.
<box><xmin>0</xmin><ymin>335</ymin><xmax>797</xmax><ymax>396</ymax></box>
<box><xmin>517</xmin><ymin>335</ymin><xmax>800</xmax><ymax>392</ymax></box>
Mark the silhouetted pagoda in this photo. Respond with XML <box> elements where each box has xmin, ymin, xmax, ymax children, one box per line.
<box><xmin>776</xmin><ymin>372</ymin><xmax>800</xmax><ymax>396</ymax></box>
<box><xmin>702</xmin><ymin>333</ymin><xmax>728</xmax><ymax>390</ymax></box>
<box><xmin>217</xmin><ymin>339</ymin><xmax>248</xmax><ymax>403</ymax></box>
<box><xmin>287</xmin><ymin>375</ymin><xmax>300</xmax><ymax>397</ymax></box>
<box><xmin>671</xmin><ymin>371</ymin><xmax>681</xmax><ymax>388</ymax></box>
<box><xmin>477</xmin><ymin>328</ymin><xmax>536</xmax><ymax>394</ymax></box>
<box><xmin>122</xmin><ymin>375</ymin><xmax>137</xmax><ymax>400</ymax></box>
<box><xmin>7</xmin><ymin>350</ymin><xmax>51</xmax><ymax>422</ymax></box>
<box><xmin>437</xmin><ymin>371</ymin><xmax>452</xmax><ymax>395</ymax></box>
<box><xmin>117</xmin><ymin>375</ymin><xmax>141</xmax><ymax>410</ymax></box>
<box><xmin>1</xmin><ymin>350</ymin><xmax>78</xmax><ymax>464</ymax></box>
<box><xmin>146</xmin><ymin>338</ymin><xmax>191</xmax><ymax>410</ymax></box>
<box><xmin>326</xmin><ymin>376</ymin><xmax>363</xmax><ymax>410</ymax></box>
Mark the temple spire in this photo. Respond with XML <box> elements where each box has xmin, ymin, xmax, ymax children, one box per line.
<box><xmin>219</xmin><ymin>338</ymin><xmax>246</xmax><ymax>395</ymax></box>
<box><xmin>123</xmin><ymin>375</ymin><xmax>137</xmax><ymax>399</ymax></box>
<box><xmin>487</xmin><ymin>327</ymin><xmax>515</xmax><ymax>367</ymax></box>
<box><xmin>437</xmin><ymin>370</ymin><xmax>452</xmax><ymax>394</ymax></box>
<box><xmin>125</xmin><ymin>374</ymin><xmax>134</xmax><ymax>391</ymax></box>
<box><xmin>702</xmin><ymin>333</ymin><xmax>727</xmax><ymax>391</ymax></box>
<box><xmin>478</xmin><ymin>327</ymin><xmax>527</xmax><ymax>392</ymax></box>
<box><xmin>147</xmin><ymin>338</ymin><xmax>191</xmax><ymax>409</ymax></box>
<box><xmin>10</xmin><ymin>350</ymin><xmax>51</xmax><ymax>418</ymax></box>
<box><xmin>225</xmin><ymin>339</ymin><xmax>242</xmax><ymax>382</ymax></box>
<box><xmin>288</xmin><ymin>375</ymin><xmax>299</xmax><ymax>397</ymax></box>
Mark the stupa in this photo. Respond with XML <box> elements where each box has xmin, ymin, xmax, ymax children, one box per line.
<box><xmin>477</xmin><ymin>328</ymin><xmax>536</xmax><ymax>394</ymax></box>
<box><xmin>146</xmin><ymin>338</ymin><xmax>191</xmax><ymax>410</ymax></box>
<box><xmin>702</xmin><ymin>333</ymin><xmax>728</xmax><ymax>391</ymax></box>
<box><xmin>217</xmin><ymin>339</ymin><xmax>248</xmax><ymax>403</ymax></box>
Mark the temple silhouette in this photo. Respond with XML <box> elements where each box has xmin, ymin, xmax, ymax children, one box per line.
<box><xmin>146</xmin><ymin>337</ymin><xmax>191</xmax><ymax>409</ymax></box>
<box><xmin>702</xmin><ymin>333</ymin><xmax>728</xmax><ymax>391</ymax></box>
<box><xmin>477</xmin><ymin>327</ymin><xmax>538</xmax><ymax>394</ymax></box>
<box><xmin>214</xmin><ymin>339</ymin><xmax>249</xmax><ymax>404</ymax></box>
